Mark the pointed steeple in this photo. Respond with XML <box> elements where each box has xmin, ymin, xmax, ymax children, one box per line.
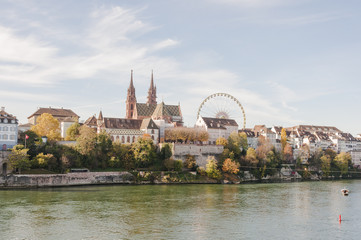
<box><xmin>147</xmin><ymin>70</ymin><xmax>157</xmax><ymax>105</ymax></box>
<box><xmin>126</xmin><ymin>70</ymin><xmax>137</xmax><ymax>119</ymax></box>
<box><xmin>98</xmin><ymin>110</ymin><xmax>103</xmax><ymax>120</ymax></box>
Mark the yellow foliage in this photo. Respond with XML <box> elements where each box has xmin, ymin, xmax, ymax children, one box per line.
<box><xmin>31</xmin><ymin>113</ymin><xmax>61</xmax><ymax>140</ymax></box>
<box><xmin>222</xmin><ymin>158</ymin><xmax>240</xmax><ymax>174</ymax></box>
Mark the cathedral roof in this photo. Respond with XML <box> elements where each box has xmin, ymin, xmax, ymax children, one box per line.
<box><xmin>140</xmin><ymin>118</ymin><xmax>159</xmax><ymax>130</ymax></box>
<box><xmin>152</xmin><ymin>102</ymin><xmax>182</xmax><ymax>118</ymax></box>
<box><xmin>135</xmin><ymin>103</ymin><xmax>157</xmax><ymax>117</ymax></box>
<box><xmin>103</xmin><ymin>118</ymin><xmax>143</xmax><ymax>129</ymax></box>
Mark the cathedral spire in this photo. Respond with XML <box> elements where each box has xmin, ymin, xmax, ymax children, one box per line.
<box><xmin>126</xmin><ymin>70</ymin><xmax>137</xmax><ymax>118</ymax></box>
<box><xmin>147</xmin><ymin>70</ymin><xmax>157</xmax><ymax>105</ymax></box>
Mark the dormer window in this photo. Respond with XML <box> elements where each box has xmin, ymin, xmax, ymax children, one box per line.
<box><xmin>4</xmin><ymin>119</ymin><xmax>7</xmax><ymax>123</ymax></box>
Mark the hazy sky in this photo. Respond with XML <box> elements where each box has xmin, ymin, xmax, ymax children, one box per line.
<box><xmin>1</xmin><ymin>0</ymin><xmax>360</xmax><ymax>134</ymax></box>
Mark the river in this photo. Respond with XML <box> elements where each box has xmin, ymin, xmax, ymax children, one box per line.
<box><xmin>1</xmin><ymin>180</ymin><xmax>360</xmax><ymax>239</ymax></box>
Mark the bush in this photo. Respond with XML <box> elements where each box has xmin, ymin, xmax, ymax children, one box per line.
<box><xmin>174</xmin><ymin>160</ymin><xmax>183</xmax><ymax>172</ymax></box>
<box><xmin>184</xmin><ymin>154</ymin><xmax>197</xmax><ymax>169</ymax></box>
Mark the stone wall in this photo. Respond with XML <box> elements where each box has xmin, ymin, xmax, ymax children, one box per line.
<box><xmin>0</xmin><ymin>172</ymin><xmax>134</xmax><ymax>188</ymax></box>
<box><xmin>171</xmin><ymin>143</ymin><xmax>224</xmax><ymax>167</ymax></box>
<box><xmin>0</xmin><ymin>150</ymin><xmax>11</xmax><ymax>175</ymax></box>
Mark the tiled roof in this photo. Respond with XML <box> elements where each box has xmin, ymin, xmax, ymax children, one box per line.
<box><xmin>239</xmin><ymin>129</ymin><xmax>256</xmax><ymax>137</ymax></box>
<box><xmin>103</xmin><ymin>118</ymin><xmax>143</xmax><ymax>129</ymax></box>
<box><xmin>135</xmin><ymin>103</ymin><xmax>157</xmax><ymax>117</ymax></box>
<box><xmin>28</xmin><ymin>107</ymin><xmax>79</xmax><ymax>119</ymax></box>
<box><xmin>84</xmin><ymin>115</ymin><xmax>97</xmax><ymax>127</ymax></box>
<box><xmin>0</xmin><ymin>109</ymin><xmax>17</xmax><ymax>122</ymax></box>
<box><xmin>201</xmin><ymin>117</ymin><xmax>238</xmax><ymax>129</ymax></box>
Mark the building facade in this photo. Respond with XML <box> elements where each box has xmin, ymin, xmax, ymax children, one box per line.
<box><xmin>0</xmin><ymin>107</ymin><xmax>18</xmax><ymax>149</ymax></box>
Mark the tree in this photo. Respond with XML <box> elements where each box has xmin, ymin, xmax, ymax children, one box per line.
<box><xmin>334</xmin><ymin>152</ymin><xmax>351</xmax><ymax>175</ymax></box>
<box><xmin>256</xmin><ymin>136</ymin><xmax>272</xmax><ymax>163</ymax></box>
<box><xmin>76</xmin><ymin>125</ymin><xmax>97</xmax><ymax>155</ymax></box>
<box><xmin>245</xmin><ymin>147</ymin><xmax>258</xmax><ymax>166</ymax></box>
<box><xmin>205</xmin><ymin>156</ymin><xmax>222</xmax><ymax>180</ymax></box>
<box><xmin>239</xmin><ymin>132</ymin><xmax>248</xmax><ymax>152</ymax></box>
<box><xmin>281</xmin><ymin>128</ymin><xmax>287</xmax><ymax>151</ymax></box>
<box><xmin>159</xmin><ymin>144</ymin><xmax>173</xmax><ymax>162</ymax></box>
<box><xmin>132</xmin><ymin>137</ymin><xmax>157</xmax><ymax>168</ymax></box>
<box><xmin>8</xmin><ymin>145</ymin><xmax>30</xmax><ymax>174</ymax></box>
<box><xmin>33</xmin><ymin>153</ymin><xmax>56</xmax><ymax>169</ymax></box>
<box><xmin>283</xmin><ymin>143</ymin><xmax>293</xmax><ymax>163</ymax></box>
<box><xmin>216</xmin><ymin>137</ymin><xmax>228</xmax><ymax>146</ymax></box>
<box><xmin>320</xmin><ymin>155</ymin><xmax>331</xmax><ymax>177</ymax></box>
<box><xmin>95</xmin><ymin>131</ymin><xmax>113</xmax><ymax>169</ymax></box>
<box><xmin>184</xmin><ymin>154</ymin><xmax>197</xmax><ymax>169</ymax></box>
<box><xmin>222</xmin><ymin>158</ymin><xmax>240</xmax><ymax>174</ymax></box>
<box><xmin>226</xmin><ymin>131</ymin><xmax>242</xmax><ymax>160</ymax></box>
<box><xmin>31</xmin><ymin>113</ymin><xmax>61</xmax><ymax>140</ymax></box>
<box><xmin>65</xmin><ymin>122</ymin><xmax>80</xmax><ymax>141</ymax></box>
<box><xmin>111</xmin><ymin>143</ymin><xmax>135</xmax><ymax>170</ymax></box>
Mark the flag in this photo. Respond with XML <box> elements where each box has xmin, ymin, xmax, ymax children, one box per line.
<box><xmin>25</xmin><ymin>134</ymin><xmax>29</xmax><ymax>139</ymax></box>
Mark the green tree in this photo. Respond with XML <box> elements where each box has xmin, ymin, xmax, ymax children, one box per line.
<box><xmin>33</xmin><ymin>153</ymin><xmax>56</xmax><ymax>169</ymax></box>
<box><xmin>65</xmin><ymin>122</ymin><xmax>80</xmax><ymax>141</ymax></box>
<box><xmin>239</xmin><ymin>132</ymin><xmax>248</xmax><ymax>152</ymax></box>
<box><xmin>132</xmin><ymin>137</ymin><xmax>157</xmax><ymax>168</ymax></box>
<box><xmin>320</xmin><ymin>155</ymin><xmax>331</xmax><ymax>177</ymax></box>
<box><xmin>8</xmin><ymin>145</ymin><xmax>30</xmax><ymax>174</ymax></box>
<box><xmin>111</xmin><ymin>143</ymin><xmax>135</xmax><ymax>170</ymax></box>
<box><xmin>31</xmin><ymin>113</ymin><xmax>61</xmax><ymax>140</ymax></box>
<box><xmin>95</xmin><ymin>131</ymin><xmax>113</xmax><ymax>169</ymax></box>
<box><xmin>334</xmin><ymin>152</ymin><xmax>351</xmax><ymax>175</ymax></box>
<box><xmin>159</xmin><ymin>144</ymin><xmax>173</xmax><ymax>163</ymax></box>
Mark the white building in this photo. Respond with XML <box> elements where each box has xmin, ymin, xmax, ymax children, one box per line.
<box><xmin>195</xmin><ymin>116</ymin><xmax>238</xmax><ymax>145</ymax></box>
<box><xmin>0</xmin><ymin>107</ymin><xmax>18</xmax><ymax>149</ymax></box>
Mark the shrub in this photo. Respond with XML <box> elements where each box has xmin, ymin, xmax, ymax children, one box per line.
<box><xmin>205</xmin><ymin>157</ymin><xmax>222</xmax><ymax>180</ymax></box>
<box><xmin>174</xmin><ymin>160</ymin><xmax>183</xmax><ymax>172</ymax></box>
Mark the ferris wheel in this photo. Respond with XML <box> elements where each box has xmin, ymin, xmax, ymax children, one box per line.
<box><xmin>197</xmin><ymin>93</ymin><xmax>246</xmax><ymax>129</ymax></box>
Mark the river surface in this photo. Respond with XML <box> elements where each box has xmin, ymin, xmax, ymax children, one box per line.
<box><xmin>1</xmin><ymin>180</ymin><xmax>361</xmax><ymax>240</ymax></box>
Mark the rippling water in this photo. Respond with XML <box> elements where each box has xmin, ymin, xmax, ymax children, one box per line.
<box><xmin>1</xmin><ymin>180</ymin><xmax>361</xmax><ymax>239</ymax></box>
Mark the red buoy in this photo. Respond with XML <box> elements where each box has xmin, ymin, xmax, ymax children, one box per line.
<box><xmin>339</xmin><ymin>214</ymin><xmax>341</xmax><ymax>222</ymax></box>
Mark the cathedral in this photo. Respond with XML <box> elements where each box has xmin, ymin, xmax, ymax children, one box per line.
<box><xmin>125</xmin><ymin>70</ymin><xmax>183</xmax><ymax>126</ymax></box>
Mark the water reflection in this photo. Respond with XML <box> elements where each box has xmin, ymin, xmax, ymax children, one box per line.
<box><xmin>1</xmin><ymin>181</ymin><xmax>361</xmax><ymax>239</ymax></box>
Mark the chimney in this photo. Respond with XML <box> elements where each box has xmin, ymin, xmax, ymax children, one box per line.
<box><xmin>1</xmin><ymin>107</ymin><xmax>4</xmax><ymax>111</ymax></box>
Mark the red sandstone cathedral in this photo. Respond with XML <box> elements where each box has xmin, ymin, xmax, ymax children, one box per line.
<box><xmin>125</xmin><ymin>70</ymin><xmax>183</xmax><ymax>126</ymax></box>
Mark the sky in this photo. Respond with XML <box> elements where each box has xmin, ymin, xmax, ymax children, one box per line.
<box><xmin>1</xmin><ymin>0</ymin><xmax>361</xmax><ymax>134</ymax></box>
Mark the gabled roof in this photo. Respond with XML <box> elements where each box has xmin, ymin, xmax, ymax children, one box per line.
<box><xmin>28</xmin><ymin>107</ymin><xmax>79</xmax><ymax>119</ymax></box>
<box><xmin>0</xmin><ymin>108</ymin><xmax>17</xmax><ymax>122</ymax></box>
<box><xmin>140</xmin><ymin>118</ymin><xmax>159</xmax><ymax>130</ymax></box>
<box><xmin>201</xmin><ymin>117</ymin><xmax>238</xmax><ymax>129</ymax></box>
<box><xmin>239</xmin><ymin>128</ymin><xmax>256</xmax><ymax>137</ymax></box>
<box><xmin>84</xmin><ymin>115</ymin><xmax>97</xmax><ymax>127</ymax></box>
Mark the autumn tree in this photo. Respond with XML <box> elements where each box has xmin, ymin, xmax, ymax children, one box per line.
<box><xmin>256</xmin><ymin>136</ymin><xmax>273</xmax><ymax>164</ymax></box>
<box><xmin>32</xmin><ymin>153</ymin><xmax>56</xmax><ymax>169</ymax></box>
<box><xmin>205</xmin><ymin>156</ymin><xmax>222</xmax><ymax>180</ymax></box>
<box><xmin>222</xmin><ymin>158</ymin><xmax>240</xmax><ymax>174</ymax></box>
<box><xmin>239</xmin><ymin>132</ymin><xmax>248</xmax><ymax>152</ymax></box>
<box><xmin>8</xmin><ymin>145</ymin><xmax>30</xmax><ymax>174</ymax></box>
<box><xmin>283</xmin><ymin>143</ymin><xmax>293</xmax><ymax>163</ymax></box>
<box><xmin>31</xmin><ymin>113</ymin><xmax>61</xmax><ymax>140</ymax></box>
<box><xmin>65</xmin><ymin>122</ymin><xmax>80</xmax><ymax>141</ymax></box>
<box><xmin>76</xmin><ymin>125</ymin><xmax>97</xmax><ymax>155</ymax></box>
<box><xmin>245</xmin><ymin>147</ymin><xmax>258</xmax><ymax>166</ymax></box>
<box><xmin>280</xmin><ymin>128</ymin><xmax>287</xmax><ymax>150</ymax></box>
<box><xmin>216</xmin><ymin>137</ymin><xmax>228</xmax><ymax>146</ymax></box>
<box><xmin>184</xmin><ymin>154</ymin><xmax>197</xmax><ymax>169</ymax></box>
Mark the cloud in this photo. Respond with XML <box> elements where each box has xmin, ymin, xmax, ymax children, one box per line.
<box><xmin>152</xmin><ymin>39</ymin><xmax>179</xmax><ymax>51</ymax></box>
<box><xmin>208</xmin><ymin>0</ymin><xmax>292</xmax><ymax>8</ymax></box>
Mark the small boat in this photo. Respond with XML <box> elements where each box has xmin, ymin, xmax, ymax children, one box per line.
<box><xmin>341</xmin><ymin>189</ymin><xmax>349</xmax><ymax>196</ymax></box>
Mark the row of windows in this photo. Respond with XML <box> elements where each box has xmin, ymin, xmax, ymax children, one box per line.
<box><xmin>0</xmin><ymin>127</ymin><xmax>16</xmax><ymax>132</ymax></box>
<box><xmin>0</xmin><ymin>135</ymin><xmax>16</xmax><ymax>140</ymax></box>
<box><xmin>0</xmin><ymin>119</ymin><xmax>16</xmax><ymax>124</ymax></box>
<box><xmin>110</xmin><ymin>135</ymin><xmax>155</xmax><ymax>143</ymax></box>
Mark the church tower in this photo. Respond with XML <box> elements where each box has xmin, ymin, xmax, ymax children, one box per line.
<box><xmin>126</xmin><ymin>70</ymin><xmax>137</xmax><ymax>119</ymax></box>
<box><xmin>147</xmin><ymin>70</ymin><xmax>157</xmax><ymax>105</ymax></box>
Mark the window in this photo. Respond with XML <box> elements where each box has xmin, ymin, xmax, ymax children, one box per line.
<box><xmin>127</xmin><ymin>136</ymin><xmax>130</xmax><ymax>143</ymax></box>
<box><xmin>132</xmin><ymin>136</ymin><xmax>135</xmax><ymax>142</ymax></box>
<box><xmin>122</xmin><ymin>136</ymin><xmax>125</xmax><ymax>143</ymax></box>
<box><xmin>151</xmin><ymin>135</ymin><xmax>154</xmax><ymax>140</ymax></box>
<box><xmin>151</xmin><ymin>129</ymin><xmax>154</xmax><ymax>134</ymax></box>
<box><xmin>3</xmin><ymin>126</ymin><xmax>8</xmax><ymax>131</ymax></box>
<box><xmin>3</xmin><ymin>134</ymin><xmax>8</xmax><ymax>140</ymax></box>
<box><xmin>10</xmin><ymin>135</ymin><xmax>15</xmax><ymax>140</ymax></box>
<box><xmin>130</xmin><ymin>104</ymin><xmax>133</xmax><ymax>110</ymax></box>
